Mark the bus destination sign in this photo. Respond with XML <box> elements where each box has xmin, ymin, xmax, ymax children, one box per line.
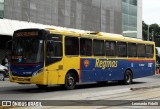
<box><xmin>15</xmin><ymin>31</ymin><xmax>39</xmax><ymax>37</ymax></box>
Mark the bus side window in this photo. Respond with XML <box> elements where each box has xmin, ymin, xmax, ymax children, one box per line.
<box><xmin>117</xmin><ymin>42</ymin><xmax>127</xmax><ymax>57</ymax></box>
<box><xmin>137</xmin><ymin>44</ymin><xmax>146</xmax><ymax>57</ymax></box>
<box><xmin>80</xmin><ymin>38</ymin><xmax>92</xmax><ymax>56</ymax></box>
<box><xmin>93</xmin><ymin>39</ymin><xmax>105</xmax><ymax>56</ymax></box>
<box><xmin>128</xmin><ymin>43</ymin><xmax>137</xmax><ymax>57</ymax></box>
<box><xmin>146</xmin><ymin>45</ymin><xmax>154</xmax><ymax>58</ymax></box>
<box><xmin>105</xmin><ymin>41</ymin><xmax>116</xmax><ymax>56</ymax></box>
<box><xmin>65</xmin><ymin>36</ymin><xmax>79</xmax><ymax>55</ymax></box>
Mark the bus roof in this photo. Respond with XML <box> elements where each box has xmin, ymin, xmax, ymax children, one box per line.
<box><xmin>87</xmin><ymin>32</ymin><xmax>154</xmax><ymax>44</ymax></box>
<box><xmin>46</xmin><ymin>27</ymin><xmax>91</xmax><ymax>36</ymax></box>
<box><xmin>45</xmin><ymin>27</ymin><xmax>154</xmax><ymax>45</ymax></box>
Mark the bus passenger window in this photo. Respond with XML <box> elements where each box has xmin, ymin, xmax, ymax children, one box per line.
<box><xmin>65</xmin><ymin>36</ymin><xmax>79</xmax><ymax>55</ymax></box>
<box><xmin>80</xmin><ymin>38</ymin><xmax>92</xmax><ymax>56</ymax></box>
<box><xmin>137</xmin><ymin>44</ymin><xmax>146</xmax><ymax>57</ymax></box>
<box><xmin>105</xmin><ymin>41</ymin><xmax>116</xmax><ymax>56</ymax></box>
<box><xmin>117</xmin><ymin>42</ymin><xmax>127</xmax><ymax>57</ymax></box>
<box><xmin>146</xmin><ymin>45</ymin><xmax>154</xmax><ymax>58</ymax></box>
<box><xmin>128</xmin><ymin>43</ymin><xmax>137</xmax><ymax>57</ymax></box>
<box><xmin>93</xmin><ymin>40</ymin><xmax>105</xmax><ymax>56</ymax></box>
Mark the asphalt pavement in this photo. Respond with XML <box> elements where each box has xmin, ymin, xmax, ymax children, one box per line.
<box><xmin>1</xmin><ymin>75</ymin><xmax>160</xmax><ymax>109</ymax></box>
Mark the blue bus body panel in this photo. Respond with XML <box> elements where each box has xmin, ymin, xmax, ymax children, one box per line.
<box><xmin>80</xmin><ymin>58</ymin><xmax>155</xmax><ymax>82</ymax></box>
<box><xmin>10</xmin><ymin>63</ymin><xmax>44</xmax><ymax>77</ymax></box>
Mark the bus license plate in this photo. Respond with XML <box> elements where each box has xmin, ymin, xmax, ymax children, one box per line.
<box><xmin>17</xmin><ymin>78</ymin><xmax>24</xmax><ymax>81</ymax></box>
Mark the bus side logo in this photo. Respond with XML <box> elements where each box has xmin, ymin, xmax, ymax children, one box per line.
<box><xmin>84</xmin><ymin>60</ymin><xmax>90</xmax><ymax>68</ymax></box>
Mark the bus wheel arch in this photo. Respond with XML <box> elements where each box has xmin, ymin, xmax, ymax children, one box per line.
<box><xmin>123</xmin><ymin>69</ymin><xmax>133</xmax><ymax>85</ymax></box>
<box><xmin>64</xmin><ymin>69</ymin><xmax>79</xmax><ymax>90</ymax></box>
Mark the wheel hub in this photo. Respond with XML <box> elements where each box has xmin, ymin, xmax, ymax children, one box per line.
<box><xmin>68</xmin><ymin>76</ymin><xmax>74</xmax><ymax>86</ymax></box>
<box><xmin>126</xmin><ymin>74</ymin><xmax>130</xmax><ymax>83</ymax></box>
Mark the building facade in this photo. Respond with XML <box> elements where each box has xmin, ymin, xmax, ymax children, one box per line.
<box><xmin>0</xmin><ymin>0</ymin><xmax>142</xmax><ymax>62</ymax></box>
<box><xmin>0</xmin><ymin>0</ymin><xmax>4</xmax><ymax>18</ymax></box>
<box><xmin>122</xmin><ymin>0</ymin><xmax>142</xmax><ymax>38</ymax></box>
<box><xmin>0</xmin><ymin>0</ymin><xmax>142</xmax><ymax>38</ymax></box>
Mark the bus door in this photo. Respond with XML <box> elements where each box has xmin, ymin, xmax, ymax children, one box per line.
<box><xmin>45</xmin><ymin>35</ymin><xmax>63</xmax><ymax>84</ymax></box>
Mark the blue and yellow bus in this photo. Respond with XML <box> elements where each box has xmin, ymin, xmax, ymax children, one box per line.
<box><xmin>9</xmin><ymin>28</ymin><xmax>155</xmax><ymax>89</ymax></box>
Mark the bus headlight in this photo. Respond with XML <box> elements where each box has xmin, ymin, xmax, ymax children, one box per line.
<box><xmin>32</xmin><ymin>69</ymin><xmax>43</xmax><ymax>77</ymax></box>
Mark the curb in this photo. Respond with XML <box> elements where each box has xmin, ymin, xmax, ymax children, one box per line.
<box><xmin>130</xmin><ymin>85</ymin><xmax>160</xmax><ymax>91</ymax></box>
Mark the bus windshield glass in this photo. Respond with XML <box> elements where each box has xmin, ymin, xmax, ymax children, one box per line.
<box><xmin>12</xmin><ymin>37</ymin><xmax>43</xmax><ymax>64</ymax></box>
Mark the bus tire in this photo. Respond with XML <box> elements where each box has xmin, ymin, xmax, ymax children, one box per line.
<box><xmin>36</xmin><ymin>84</ymin><xmax>48</xmax><ymax>89</ymax></box>
<box><xmin>124</xmin><ymin>70</ymin><xmax>132</xmax><ymax>85</ymax></box>
<box><xmin>64</xmin><ymin>72</ymin><xmax>76</xmax><ymax>90</ymax></box>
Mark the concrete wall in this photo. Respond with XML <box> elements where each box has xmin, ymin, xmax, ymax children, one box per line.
<box><xmin>4</xmin><ymin>0</ymin><xmax>122</xmax><ymax>34</ymax></box>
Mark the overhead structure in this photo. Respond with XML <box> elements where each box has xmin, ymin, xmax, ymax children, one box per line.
<box><xmin>0</xmin><ymin>19</ymin><xmax>54</xmax><ymax>36</ymax></box>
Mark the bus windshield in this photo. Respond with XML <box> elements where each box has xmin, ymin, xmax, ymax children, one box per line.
<box><xmin>12</xmin><ymin>37</ymin><xmax>44</xmax><ymax>64</ymax></box>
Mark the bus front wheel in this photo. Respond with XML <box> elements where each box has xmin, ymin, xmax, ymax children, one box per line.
<box><xmin>124</xmin><ymin>70</ymin><xmax>132</xmax><ymax>85</ymax></box>
<box><xmin>64</xmin><ymin>72</ymin><xmax>76</xmax><ymax>90</ymax></box>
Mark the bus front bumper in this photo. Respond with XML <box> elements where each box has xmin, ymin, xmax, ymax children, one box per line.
<box><xmin>9</xmin><ymin>74</ymin><xmax>47</xmax><ymax>85</ymax></box>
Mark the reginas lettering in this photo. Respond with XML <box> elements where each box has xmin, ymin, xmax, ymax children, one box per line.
<box><xmin>95</xmin><ymin>59</ymin><xmax>118</xmax><ymax>69</ymax></box>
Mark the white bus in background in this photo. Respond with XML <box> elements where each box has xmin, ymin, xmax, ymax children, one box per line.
<box><xmin>156</xmin><ymin>47</ymin><xmax>160</xmax><ymax>64</ymax></box>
